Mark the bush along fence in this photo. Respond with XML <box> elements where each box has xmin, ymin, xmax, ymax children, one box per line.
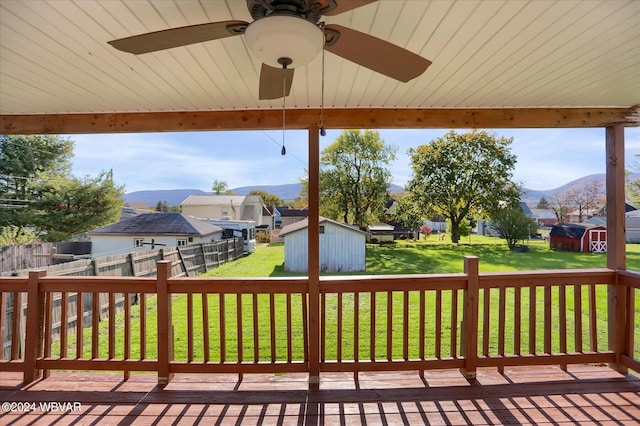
<box><xmin>1</xmin><ymin>238</ymin><xmax>244</xmax><ymax>359</ymax></box>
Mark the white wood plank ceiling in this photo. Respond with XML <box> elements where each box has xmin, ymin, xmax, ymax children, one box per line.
<box><xmin>0</xmin><ymin>0</ymin><xmax>638</xmax><ymax>115</ymax></box>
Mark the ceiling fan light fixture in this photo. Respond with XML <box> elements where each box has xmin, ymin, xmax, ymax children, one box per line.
<box><xmin>245</xmin><ymin>15</ymin><xmax>324</xmax><ymax>68</ymax></box>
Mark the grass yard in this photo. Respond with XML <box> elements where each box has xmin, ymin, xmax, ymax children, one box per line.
<box><xmin>56</xmin><ymin>237</ymin><xmax>640</xmax><ymax>363</ymax></box>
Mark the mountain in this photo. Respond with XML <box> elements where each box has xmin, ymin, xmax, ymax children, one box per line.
<box><xmin>122</xmin><ymin>174</ymin><xmax>640</xmax><ymax>208</ymax></box>
<box><xmin>124</xmin><ymin>183</ymin><xmax>406</xmax><ymax>206</ymax></box>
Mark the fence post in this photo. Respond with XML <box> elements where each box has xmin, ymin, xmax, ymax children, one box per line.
<box><xmin>461</xmin><ymin>256</ymin><xmax>479</xmax><ymax>380</ymax></box>
<box><xmin>156</xmin><ymin>260</ymin><xmax>174</xmax><ymax>386</ymax></box>
<box><xmin>24</xmin><ymin>270</ymin><xmax>46</xmax><ymax>384</ymax></box>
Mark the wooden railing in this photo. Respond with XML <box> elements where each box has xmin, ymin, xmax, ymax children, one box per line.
<box><xmin>1</xmin><ymin>257</ymin><xmax>638</xmax><ymax>386</ymax></box>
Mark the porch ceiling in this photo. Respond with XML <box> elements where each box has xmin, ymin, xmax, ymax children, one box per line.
<box><xmin>1</xmin><ymin>0</ymin><xmax>639</xmax><ymax>131</ymax></box>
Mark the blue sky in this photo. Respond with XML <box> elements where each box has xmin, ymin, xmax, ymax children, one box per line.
<box><xmin>68</xmin><ymin>127</ymin><xmax>640</xmax><ymax>194</ymax></box>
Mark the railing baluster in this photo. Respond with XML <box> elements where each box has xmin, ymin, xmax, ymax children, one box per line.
<box><xmin>108</xmin><ymin>292</ymin><xmax>116</xmax><ymax>360</ymax></box>
<box><xmin>270</xmin><ymin>293</ymin><xmax>276</xmax><ymax>363</ymax></box>
<box><xmin>43</xmin><ymin>291</ymin><xmax>53</xmax><ymax>378</ymax></box>
<box><xmin>559</xmin><ymin>285</ymin><xmax>567</xmax><ymax>370</ymax></box>
<box><xmin>220</xmin><ymin>293</ymin><xmax>226</xmax><ymax>363</ymax></box>
<box><xmin>321</xmin><ymin>293</ymin><xmax>326</xmax><ymax>362</ymax></box>
<box><xmin>60</xmin><ymin>292</ymin><xmax>68</xmax><ymax>359</ymax></box>
<box><xmin>77</xmin><ymin>292</ymin><xmax>84</xmax><ymax>359</ymax></box>
<box><xmin>236</xmin><ymin>294</ymin><xmax>243</xmax><ymax>363</ymax></box>
<box><xmin>436</xmin><ymin>289</ymin><xmax>442</xmax><ymax>359</ymax></box>
<box><xmin>286</xmin><ymin>293</ymin><xmax>292</xmax><ymax>363</ymax></box>
<box><xmin>451</xmin><ymin>289</ymin><xmax>458</xmax><ymax>359</ymax></box>
<box><xmin>498</xmin><ymin>287</ymin><xmax>505</xmax><ymax>372</ymax></box>
<box><xmin>370</xmin><ymin>292</ymin><xmax>376</xmax><ymax>361</ymax></box>
<box><xmin>337</xmin><ymin>293</ymin><xmax>343</xmax><ymax>362</ymax></box>
<box><xmin>482</xmin><ymin>288</ymin><xmax>489</xmax><ymax>357</ymax></box>
<box><xmin>302</xmin><ymin>292</ymin><xmax>308</xmax><ymax>363</ymax></box>
<box><xmin>10</xmin><ymin>291</ymin><xmax>21</xmax><ymax>361</ymax></box>
<box><xmin>92</xmin><ymin>292</ymin><xmax>99</xmax><ymax>359</ymax></box>
<box><xmin>187</xmin><ymin>294</ymin><xmax>193</xmax><ymax>362</ymax></box>
<box><xmin>589</xmin><ymin>284</ymin><xmax>598</xmax><ymax>351</ymax></box>
<box><xmin>575</xmin><ymin>284</ymin><xmax>583</xmax><ymax>353</ymax></box>
<box><xmin>544</xmin><ymin>286</ymin><xmax>552</xmax><ymax>354</ymax></box>
<box><xmin>403</xmin><ymin>290</ymin><xmax>409</xmax><ymax>362</ymax></box>
<box><xmin>139</xmin><ymin>292</ymin><xmax>146</xmax><ymax>359</ymax></box>
<box><xmin>124</xmin><ymin>292</ymin><xmax>131</xmax><ymax>381</ymax></box>
<box><xmin>354</xmin><ymin>292</ymin><xmax>359</xmax><ymax>364</ymax></box>
<box><xmin>253</xmin><ymin>293</ymin><xmax>260</xmax><ymax>363</ymax></box>
<box><xmin>202</xmin><ymin>293</ymin><xmax>210</xmax><ymax>363</ymax></box>
<box><xmin>419</xmin><ymin>290</ymin><xmax>425</xmax><ymax>363</ymax></box>
<box><xmin>529</xmin><ymin>286</ymin><xmax>536</xmax><ymax>354</ymax></box>
<box><xmin>386</xmin><ymin>290</ymin><xmax>392</xmax><ymax>361</ymax></box>
<box><xmin>514</xmin><ymin>287</ymin><xmax>521</xmax><ymax>355</ymax></box>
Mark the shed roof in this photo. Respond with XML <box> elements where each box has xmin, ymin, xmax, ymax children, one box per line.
<box><xmin>279</xmin><ymin>217</ymin><xmax>368</xmax><ymax>237</ymax></box>
<box><xmin>87</xmin><ymin>213</ymin><xmax>223</xmax><ymax>237</ymax></box>
<box><xmin>549</xmin><ymin>223</ymin><xmax>600</xmax><ymax>239</ymax></box>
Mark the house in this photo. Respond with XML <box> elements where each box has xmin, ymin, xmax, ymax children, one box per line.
<box><xmin>549</xmin><ymin>223</ymin><xmax>607</xmax><ymax>253</ymax></box>
<box><xmin>530</xmin><ymin>208</ymin><xmax>558</xmax><ymax>228</ymax></box>
<box><xmin>277</xmin><ymin>206</ymin><xmax>308</xmax><ymax>229</ymax></box>
<box><xmin>626</xmin><ymin>216</ymin><xmax>640</xmax><ymax>243</ymax></box>
<box><xmin>180</xmin><ymin>195</ymin><xmax>266</xmax><ymax>225</ymax></box>
<box><xmin>87</xmin><ymin>213</ymin><xmax>223</xmax><ymax>256</ymax></box>
<box><xmin>367</xmin><ymin>222</ymin><xmax>395</xmax><ymax>243</ymax></box>
<box><xmin>279</xmin><ymin>217</ymin><xmax>368</xmax><ymax>273</ymax></box>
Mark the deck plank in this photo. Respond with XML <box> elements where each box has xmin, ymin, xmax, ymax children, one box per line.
<box><xmin>0</xmin><ymin>365</ymin><xmax>638</xmax><ymax>425</ymax></box>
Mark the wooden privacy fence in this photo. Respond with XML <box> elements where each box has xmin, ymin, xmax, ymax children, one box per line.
<box><xmin>0</xmin><ymin>257</ymin><xmax>638</xmax><ymax>387</ymax></box>
<box><xmin>0</xmin><ymin>238</ymin><xmax>243</xmax><ymax>360</ymax></box>
<box><xmin>0</xmin><ymin>242</ymin><xmax>91</xmax><ymax>273</ymax></box>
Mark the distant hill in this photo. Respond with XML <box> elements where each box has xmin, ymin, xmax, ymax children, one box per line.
<box><xmin>122</xmin><ymin>174</ymin><xmax>639</xmax><ymax>208</ymax></box>
<box><xmin>124</xmin><ymin>183</ymin><xmax>406</xmax><ymax>206</ymax></box>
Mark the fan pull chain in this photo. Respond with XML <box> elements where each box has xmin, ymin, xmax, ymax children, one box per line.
<box><xmin>281</xmin><ymin>61</ymin><xmax>287</xmax><ymax>156</ymax></box>
<box><xmin>320</xmin><ymin>41</ymin><xmax>326</xmax><ymax>136</ymax></box>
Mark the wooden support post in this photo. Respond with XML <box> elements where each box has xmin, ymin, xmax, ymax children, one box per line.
<box><xmin>461</xmin><ymin>256</ymin><xmax>479</xmax><ymax>379</ymax></box>
<box><xmin>156</xmin><ymin>260</ymin><xmax>174</xmax><ymax>386</ymax></box>
<box><xmin>23</xmin><ymin>270</ymin><xmax>46</xmax><ymax>384</ymax></box>
<box><xmin>606</xmin><ymin>124</ymin><xmax>627</xmax><ymax>374</ymax></box>
<box><xmin>308</xmin><ymin>126</ymin><xmax>321</xmax><ymax>389</ymax></box>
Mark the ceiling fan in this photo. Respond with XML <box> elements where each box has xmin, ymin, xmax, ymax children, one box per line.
<box><xmin>108</xmin><ymin>0</ymin><xmax>431</xmax><ymax>100</ymax></box>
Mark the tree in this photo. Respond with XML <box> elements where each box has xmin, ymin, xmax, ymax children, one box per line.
<box><xmin>249</xmin><ymin>190</ymin><xmax>282</xmax><ymax>208</ymax></box>
<box><xmin>536</xmin><ymin>197</ymin><xmax>550</xmax><ymax>209</ymax></box>
<box><xmin>32</xmin><ymin>170</ymin><xmax>125</xmax><ymax>241</ymax></box>
<box><xmin>391</xmin><ymin>195</ymin><xmax>422</xmax><ymax>238</ymax></box>
<box><xmin>627</xmin><ymin>154</ymin><xmax>640</xmax><ymax>207</ymax></box>
<box><xmin>319</xmin><ymin>130</ymin><xmax>396</xmax><ymax>228</ymax></box>
<box><xmin>419</xmin><ymin>224</ymin><xmax>432</xmax><ymax>240</ymax></box>
<box><xmin>0</xmin><ymin>135</ymin><xmax>125</xmax><ymax>242</ymax></box>
<box><xmin>406</xmin><ymin>130</ymin><xmax>519</xmax><ymax>243</ymax></box>
<box><xmin>491</xmin><ymin>205</ymin><xmax>537</xmax><ymax>251</ymax></box>
<box><xmin>0</xmin><ymin>135</ymin><xmax>73</xmax><ymax>241</ymax></box>
<box><xmin>551</xmin><ymin>194</ymin><xmax>572</xmax><ymax>223</ymax></box>
<box><xmin>563</xmin><ymin>181</ymin><xmax>603</xmax><ymax>222</ymax></box>
<box><xmin>156</xmin><ymin>200</ymin><xmax>169</xmax><ymax>212</ymax></box>
<box><xmin>212</xmin><ymin>179</ymin><xmax>233</xmax><ymax>195</ymax></box>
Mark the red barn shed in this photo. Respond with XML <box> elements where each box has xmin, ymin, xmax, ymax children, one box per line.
<box><xmin>549</xmin><ymin>223</ymin><xmax>607</xmax><ymax>253</ymax></box>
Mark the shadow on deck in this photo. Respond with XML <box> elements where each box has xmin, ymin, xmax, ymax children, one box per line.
<box><xmin>1</xmin><ymin>365</ymin><xmax>638</xmax><ymax>425</ymax></box>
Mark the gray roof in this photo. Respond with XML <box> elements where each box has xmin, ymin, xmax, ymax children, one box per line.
<box><xmin>87</xmin><ymin>213</ymin><xmax>223</xmax><ymax>237</ymax></box>
<box><xmin>279</xmin><ymin>217</ymin><xmax>369</xmax><ymax>237</ymax></box>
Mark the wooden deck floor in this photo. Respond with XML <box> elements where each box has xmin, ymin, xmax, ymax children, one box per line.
<box><xmin>1</xmin><ymin>365</ymin><xmax>638</xmax><ymax>425</ymax></box>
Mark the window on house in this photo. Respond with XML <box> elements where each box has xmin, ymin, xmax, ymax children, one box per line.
<box><xmin>134</xmin><ymin>238</ymin><xmax>144</xmax><ymax>247</ymax></box>
<box><xmin>177</xmin><ymin>239</ymin><xmax>187</xmax><ymax>247</ymax></box>
<box><xmin>319</xmin><ymin>226</ymin><xmax>325</xmax><ymax>234</ymax></box>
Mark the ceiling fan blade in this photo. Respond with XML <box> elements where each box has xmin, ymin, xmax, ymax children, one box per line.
<box><xmin>322</xmin><ymin>0</ymin><xmax>378</xmax><ymax>16</ymax></box>
<box><xmin>259</xmin><ymin>64</ymin><xmax>294</xmax><ymax>100</ymax></box>
<box><xmin>108</xmin><ymin>20</ymin><xmax>248</xmax><ymax>54</ymax></box>
<box><xmin>324</xmin><ymin>24</ymin><xmax>431</xmax><ymax>82</ymax></box>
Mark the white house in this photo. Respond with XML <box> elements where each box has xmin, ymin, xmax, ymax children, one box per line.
<box><xmin>181</xmin><ymin>195</ymin><xmax>266</xmax><ymax>225</ymax></box>
<box><xmin>87</xmin><ymin>213</ymin><xmax>223</xmax><ymax>256</ymax></box>
<box><xmin>279</xmin><ymin>217</ymin><xmax>368</xmax><ymax>273</ymax></box>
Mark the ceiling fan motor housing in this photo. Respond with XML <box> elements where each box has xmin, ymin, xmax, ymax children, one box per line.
<box><xmin>244</xmin><ymin>14</ymin><xmax>324</xmax><ymax>68</ymax></box>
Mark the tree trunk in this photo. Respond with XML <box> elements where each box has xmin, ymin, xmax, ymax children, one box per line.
<box><xmin>450</xmin><ymin>222</ymin><xmax>461</xmax><ymax>243</ymax></box>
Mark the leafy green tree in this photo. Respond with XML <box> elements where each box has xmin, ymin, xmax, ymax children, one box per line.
<box><xmin>212</xmin><ymin>179</ymin><xmax>233</xmax><ymax>195</ymax></box>
<box><xmin>0</xmin><ymin>135</ymin><xmax>73</xmax><ymax>242</ymax></box>
<box><xmin>406</xmin><ymin>130</ymin><xmax>519</xmax><ymax>243</ymax></box>
<box><xmin>249</xmin><ymin>189</ymin><xmax>282</xmax><ymax>207</ymax></box>
<box><xmin>391</xmin><ymin>195</ymin><xmax>422</xmax><ymax>238</ymax></box>
<box><xmin>320</xmin><ymin>130</ymin><xmax>396</xmax><ymax>228</ymax></box>
<box><xmin>32</xmin><ymin>170</ymin><xmax>124</xmax><ymax>241</ymax></box>
<box><xmin>491</xmin><ymin>205</ymin><xmax>538</xmax><ymax>251</ymax></box>
<box><xmin>0</xmin><ymin>135</ymin><xmax>125</xmax><ymax>242</ymax></box>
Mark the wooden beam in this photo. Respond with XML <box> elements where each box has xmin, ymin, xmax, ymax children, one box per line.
<box><xmin>2</xmin><ymin>107</ymin><xmax>638</xmax><ymax>134</ymax></box>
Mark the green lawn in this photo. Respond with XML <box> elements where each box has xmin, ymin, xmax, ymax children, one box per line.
<box><xmin>55</xmin><ymin>237</ymin><xmax>640</xmax><ymax>363</ymax></box>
